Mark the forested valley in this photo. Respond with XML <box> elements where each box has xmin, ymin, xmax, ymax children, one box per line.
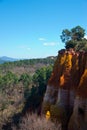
<box><xmin>0</xmin><ymin>25</ymin><xmax>87</xmax><ymax>130</ymax></box>
<box><xmin>0</xmin><ymin>57</ymin><xmax>56</xmax><ymax>130</ymax></box>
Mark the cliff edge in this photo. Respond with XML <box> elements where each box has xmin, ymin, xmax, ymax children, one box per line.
<box><xmin>42</xmin><ymin>49</ymin><xmax>87</xmax><ymax>130</ymax></box>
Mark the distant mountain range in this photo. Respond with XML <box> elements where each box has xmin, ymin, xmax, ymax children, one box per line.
<box><xmin>0</xmin><ymin>56</ymin><xmax>18</xmax><ymax>64</ymax></box>
<box><xmin>0</xmin><ymin>56</ymin><xmax>57</xmax><ymax>64</ymax></box>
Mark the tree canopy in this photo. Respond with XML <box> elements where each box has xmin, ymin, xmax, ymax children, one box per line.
<box><xmin>60</xmin><ymin>26</ymin><xmax>87</xmax><ymax>51</ymax></box>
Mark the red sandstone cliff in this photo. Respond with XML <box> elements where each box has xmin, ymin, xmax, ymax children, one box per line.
<box><xmin>42</xmin><ymin>49</ymin><xmax>87</xmax><ymax>130</ymax></box>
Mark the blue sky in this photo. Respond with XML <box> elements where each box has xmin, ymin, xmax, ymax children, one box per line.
<box><xmin>0</xmin><ymin>0</ymin><xmax>87</xmax><ymax>59</ymax></box>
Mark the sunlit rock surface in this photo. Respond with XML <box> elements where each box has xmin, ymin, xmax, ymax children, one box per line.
<box><xmin>42</xmin><ymin>49</ymin><xmax>87</xmax><ymax>130</ymax></box>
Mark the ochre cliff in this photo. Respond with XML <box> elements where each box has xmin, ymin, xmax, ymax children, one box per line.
<box><xmin>42</xmin><ymin>49</ymin><xmax>87</xmax><ymax>130</ymax></box>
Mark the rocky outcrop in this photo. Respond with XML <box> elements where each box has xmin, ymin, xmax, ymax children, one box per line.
<box><xmin>42</xmin><ymin>49</ymin><xmax>87</xmax><ymax>130</ymax></box>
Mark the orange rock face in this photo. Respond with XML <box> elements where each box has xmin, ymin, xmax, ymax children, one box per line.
<box><xmin>47</xmin><ymin>49</ymin><xmax>87</xmax><ymax>97</ymax></box>
<box><xmin>43</xmin><ymin>49</ymin><xmax>87</xmax><ymax>130</ymax></box>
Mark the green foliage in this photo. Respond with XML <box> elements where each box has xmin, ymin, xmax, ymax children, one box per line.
<box><xmin>0</xmin><ymin>58</ymin><xmax>54</xmax><ymax>129</ymax></box>
<box><xmin>19</xmin><ymin>73</ymin><xmax>32</xmax><ymax>99</ymax></box>
<box><xmin>0</xmin><ymin>65</ymin><xmax>53</xmax><ymax>117</ymax></box>
<box><xmin>75</xmin><ymin>39</ymin><xmax>87</xmax><ymax>51</ymax></box>
<box><xmin>20</xmin><ymin>73</ymin><xmax>32</xmax><ymax>87</ymax></box>
<box><xmin>60</xmin><ymin>29</ymin><xmax>71</xmax><ymax>43</ymax></box>
<box><xmin>33</xmin><ymin>66</ymin><xmax>53</xmax><ymax>87</ymax></box>
<box><xmin>61</xmin><ymin>26</ymin><xmax>85</xmax><ymax>43</ymax></box>
<box><xmin>60</xmin><ymin>26</ymin><xmax>87</xmax><ymax>51</ymax></box>
<box><xmin>35</xmin><ymin>67</ymin><xmax>46</xmax><ymax>87</ymax></box>
<box><xmin>71</xmin><ymin>26</ymin><xmax>85</xmax><ymax>41</ymax></box>
<box><xmin>0</xmin><ymin>71</ymin><xmax>18</xmax><ymax>91</ymax></box>
<box><xmin>0</xmin><ymin>57</ymin><xmax>56</xmax><ymax>76</ymax></box>
<box><xmin>23</xmin><ymin>66</ymin><xmax>53</xmax><ymax>113</ymax></box>
<box><xmin>65</xmin><ymin>40</ymin><xmax>77</xmax><ymax>49</ymax></box>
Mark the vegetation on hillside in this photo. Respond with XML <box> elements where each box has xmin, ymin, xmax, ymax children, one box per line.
<box><xmin>0</xmin><ymin>57</ymin><xmax>56</xmax><ymax>75</ymax></box>
<box><xmin>0</xmin><ymin>57</ymin><xmax>54</xmax><ymax>129</ymax></box>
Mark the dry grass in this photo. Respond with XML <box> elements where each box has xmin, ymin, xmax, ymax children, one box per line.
<box><xmin>12</xmin><ymin>113</ymin><xmax>62</xmax><ymax>130</ymax></box>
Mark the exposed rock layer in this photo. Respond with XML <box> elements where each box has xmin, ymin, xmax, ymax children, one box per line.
<box><xmin>42</xmin><ymin>49</ymin><xmax>87</xmax><ymax>130</ymax></box>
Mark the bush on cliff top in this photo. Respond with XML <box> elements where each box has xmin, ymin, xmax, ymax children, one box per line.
<box><xmin>60</xmin><ymin>26</ymin><xmax>87</xmax><ymax>51</ymax></box>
